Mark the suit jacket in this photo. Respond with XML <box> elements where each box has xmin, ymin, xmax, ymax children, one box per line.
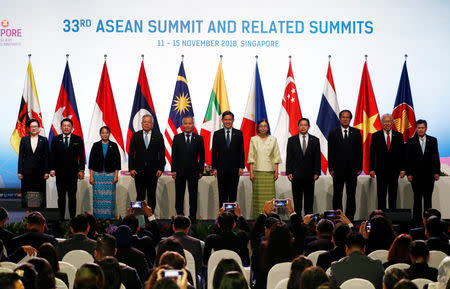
<box><xmin>369</xmin><ymin>129</ymin><xmax>405</xmax><ymax>174</ymax></box>
<box><xmin>286</xmin><ymin>133</ymin><xmax>321</xmax><ymax>178</ymax></box>
<box><xmin>305</xmin><ymin>235</ymin><xmax>334</xmax><ymax>256</ymax></box>
<box><xmin>171</xmin><ymin>133</ymin><xmax>205</xmax><ymax>176</ymax></box>
<box><xmin>203</xmin><ymin>230</ymin><xmax>250</xmax><ymax>266</ymax></box>
<box><xmin>8</xmin><ymin>230</ymin><xmax>57</xmax><ymax>253</ymax></box>
<box><xmin>328</xmin><ymin>127</ymin><xmax>363</xmax><ymax>175</ymax></box>
<box><xmin>0</xmin><ymin>227</ymin><xmax>13</xmax><ymax>248</ymax></box>
<box><xmin>88</xmin><ymin>140</ymin><xmax>121</xmax><ymax>173</ymax></box>
<box><xmin>18</xmin><ymin>135</ymin><xmax>49</xmax><ymax>175</ymax></box>
<box><xmin>330</xmin><ymin>251</ymin><xmax>384</xmax><ymax>289</ymax></box>
<box><xmin>426</xmin><ymin>237</ymin><xmax>450</xmax><ymax>255</ymax></box>
<box><xmin>56</xmin><ymin>233</ymin><xmax>97</xmax><ymax>259</ymax></box>
<box><xmin>132</xmin><ymin>235</ymin><xmax>155</xmax><ymax>268</ymax></box>
<box><xmin>211</xmin><ymin>128</ymin><xmax>245</xmax><ymax>173</ymax></box>
<box><xmin>316</xmin><ymin>246</ymin><xmax>347</xmax><ymax>271</ymax></box>
<box><xmin>128</xmin><ymin>130</ymin><xmax>165</xmax><ymax>173</ymax></box>
<box><xmin>406</xmin><ymin>134</ymin><xmax>440</xmax><ymax>178</ymax></box>
<box><xmin>96</xmin><ymin>260</ymin><xmax>142</xmax><ymax>289</ymax></box>
<box><xmin>168</xmin><ymin>232</ymin><xmax>203</xmax><ymax>275</ymax></box>
<box><xmin>115</xmin><ymin>246</ymin><xmax>149</xmax><ymax>284</ymax></box>
<box><xmin>50</xmin><ymin>134</ymin><xmax>85</xmax><ymax>174</ymax></box>
<box><xmin>406</xmin><ymin>262</ymin><xmax>438</xmax><ymax>281</ymax></box>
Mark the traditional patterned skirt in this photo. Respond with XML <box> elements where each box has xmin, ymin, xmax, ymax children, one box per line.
<box><xmin>92</xmin><ymin>171</ymin><xmax>116</xmax><ymax>219</ymax></box>
<box><xmin>253</xmin><ymin>171</ymin><xmax>276</xmax><ymax>218</ymax></box>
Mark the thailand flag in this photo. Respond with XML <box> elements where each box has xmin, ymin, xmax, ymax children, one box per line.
<box><xmin>315</xmin><ymin>61</ymin><xmax>340</xmax><ymax>174</ymax></box>
<box><xmin>240</xmin><ymin>59</ymin><xmax>268</xmax><ymax>169</ymax></box>
<box><xmin>49</xmin><ymin>60</ymin><xmax>84</xmax><ymax>158</ymax></box>
<box><xmin>126</xmin><ymin>60</ymin><xmax>160</xmax><ymax>155</ymax></box>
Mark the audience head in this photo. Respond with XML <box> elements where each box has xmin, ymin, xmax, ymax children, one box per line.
<box><xmin>287</xmin><ymin>256</ymin><xmax>313</xmax><ymax>289</ymax></box>
<box><xmin>0</xmin><ymin>272</ymin><xmax>24</xmax><ymax>289</ymax></box>
<box><xmin>74</xmin><ymin>263</ymin><xmax>105</xmax><ymax>289</ymax></box>
<box><xmin>37</xmin><ymin>243</ymin><xmax>61</xmax><ymax>275</ymax></box>
<box><xmin>70</xmin><ymin>214</ymin><xmax>90</xmax><ymax>234</ymax></box>
<box><xmin>14</xmin><ymin>263</ymin><xmax>37</xmax><ymax>289</ymax></box>
<box><xmin>369</xmin><ymin>209</ymin><xmax>385</xmax><ymax>220</ymax></box>
<box><xmin>410</xmin><ymin>240</ymin><xmax>430</xmax><ymax>263</ymax></box>
<box><xmin>213</xmin><ymin>258</ymin><xmax>242</xmax><ymax>289</ymax></box>
<box><xmin>424</xmin><ymin>208</ymin><xmax>441</xmax><ymax>221</ymax></box>
<box><xmin>387</xmin><ymin>234</ymin><xmax>412</xmax><ymax>264</ymax></box>
<box><xmin>0</xmin><ymin>207</ymin><xmax>8</xmax><ymax>226</ymax></box>
<box><xmin>316</xmin><ymin>283</ymin><xmax>340</xmax><ymax>289</ymax></box>
<box><xmin>332</xmin><ymin>223</ymin><xmax>351</xmax><ymax>248</ymax></box>
<box><xmin>95</xmin><ymin>234</ymin><xmax>117</xmax><ymax>260</ymax></box>
<box><xmin>26</xmin><ymin>211</ymin><xmax>46</xmax><ymax>232</ymax></box>
<box><xmin>426</xmin><ymin>216</ymin><xmax>445</xmax><ymax>238</ymax></box>
<box><xmin>299</xmin><ymin>266</ymin><xmax>329</xmax><ymax>289</ymax></box>
<box><xmin>27</xmin><ymin>257</ymin><xmax>55</xmax><ymax>289</ymax></box>
<box><xmin>438</xmin><ymin>257</ymin><xmax>450</xmax><ymax>289</ymax></box>
<box><xmin>113</xmin><ymin>225</ymin><xmax>133</xmax><ymax>248</ymax></box>
<box><xmin>155</xmin><ymin>238</ymin><xmax>185</xmax><ymax>266</ymax></box>
<box><xmin>97</xmin><ymin>257</ymin><xmax>121</xmax><ymax>289</ymax></box>
<box><xmin>0</xmin><ymin>239</ymin><xmax>3</xmax><ymax>259</ymax></box>
<box><xmin>159</xmin><ymin>251</ymin><xmax>186</xmax><ymax>269</ymax></box>
<box><xmin>122</xmin><ymin>214</ymin><xmax>139</xmax><ymax>235</ymax></box>
<box><xmin>317</xmin><ymin>219</ymin><xmax>334</xmax><ymax>237</ymax></box>
<box><xmin>217</xmin><ymin>211</ymin><xmax>235</xmax><ymax>233</ymax></box>
<box><xmin>266</xmin><ymin>222</ymin><xmax>293</xmax><ymax>268</ymax></box>
<box><xmin>84</xmin><ymin>212</ymin><xmax>98</xmax><ymax>239</ymax></box>
<box><xmin>345</xmin><ymin>231</ymin><xmax>366</xmax><ymax>253</ymax></box>
<box><xmin>217</xmin><ymin>271</ymin><xmax>248</xmax><ymax>289</ymax></box>
<box><xmin>264</xmin><ymin>216</ymin><xmax>281</xmax><ymax>238</ymax></box>
<box><xmin>368</xmin><ymin>215</ymin><xmax>395</xmax><ymax>242</ymax></box>
<box><xmin>145</xmin><ymin>265</ymin><xmax>172</xmax><ymax>289</ymax></box>
<box><xmin>392</xmin><ymin>279</ymin><xmax>418</xmax><ymax>289</ymax></box>
<box><xmin>152</xmin><ymin>278</ymin><xmax>179</xmax><ymax>289</ymax></box>
<box><xmin>172</xmin><ymin>215</ymin><xmax>191</xmax><ymax>233</ymax></box>
<box><xmin>383</xmin><ymin>268</ymin><xmax>409</xmax><ymax>289</ymax></box>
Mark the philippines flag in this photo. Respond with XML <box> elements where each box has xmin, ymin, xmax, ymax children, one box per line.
<box><xmin>49</xmin><ymin>60</ymin><xmax>84</xmax><ymax>158</ymax></box>
<box><xmin>163</xmin><ymin>60</ymin><xmax>197</xmax><ymax>169</ymax></box>
<box><xmin>240</xmin><ymin>59</ymin><xmax>268</xmax><ymax>169</ymax></box>
<box><xmin>87</xmin><ymin>60</ymin><xmax>126</xmax><ymax>169</ymax></box>
<box><xmin>126</xmin><ymin>60</ymin><xmax>160</xmax><ymax>155</ymax></box>
<box><xmin>315</xmin><ymin>60</ymin><xmax>340</xmax><ymax>175</ymax></box>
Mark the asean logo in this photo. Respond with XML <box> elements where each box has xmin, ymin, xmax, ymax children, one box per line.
<box><xmin>1</xmin><ymin>20</ymin><xmax>9</xmax><ymax>28</ymax></box>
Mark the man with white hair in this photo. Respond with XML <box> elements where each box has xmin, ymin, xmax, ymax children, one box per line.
<box><xmin>369</xmin><ymin>113</ymin><xmax>405</xmax><ymax>210</ymax></box>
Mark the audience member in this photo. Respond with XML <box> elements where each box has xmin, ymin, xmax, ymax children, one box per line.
<box><xmin>156</xmin><ymin>268</ymin><xmax>188</xmax><ymax>289</ymax></box>
<box><xmin>0</xmin><ymin>207</ymin><xmax>13</xmax><ymax>246</ymax></box>
<box><xmin>27</xmin><ymin>257</ymin><xmax>56</xmax><ymax>289</ymax></box>
<box><xmin>85</xmin><ymin>212</ymin><xmax>98</xmax><ymax>240</ymax></box>
<box><xmin>425</xmin><ymin>216</ymin><xmax>450</xmax><ymax>255</ymax></box>
<box><xmin>316</xmin><ymin>283</ymin><xmax>340</xmax><ymax>289</ymax></box>
<box><xmin>37</xmin><ymin>242</ymin><xmax>69</xmax><ymax>287</ymax></box>
<box><xmin>212</xmin><ymin>259</ymin><xmax>243</xmax><ymax>289</ymax></box>
<box><xmin>14</xmin><ymin>263</ymin><xmax>37</xmax><ymax>289</ymax></box>
<box><xmin>158</xmin><ymin>251</ymin><xmax>195</xmax><ymax>288</ymax></box>
<box><xmin>384</xmin><ymin>234</ymin><xmax>412</xmax><ymax>269</ymax></box>
<box><xmin>330</xmin><ymin>231</ymin><xmax>384</xmax><ymax>289</ymax></box>
<box><xmin>145</xmin><ymin>265</ymin><xmax>172</xmax><ymax>289</ymax></box>
<box><xmin>392</xmin><ymin>279</ymin><xmax>418</xmax><ymax>289</ymax></box>
<box><xmin>217</xmin><ymin>271</ymin><xmax>248</xmax><ymax>289</ymax></box>
<box><xmin>383</xmin><ymin>268</ymin><xmax>409</xmax><ymax>289</ymax></box>
<box><xmin>299</xmin><ymin>266</ymin><xmax>329</xmax><ymax>289</ymax></box>
<box><xmin>361</xmin><ymin>215</ymin><xmax>395</xmax><ymax>254</ymax></box>
<box><xmin>97</xmin><ymin>256</ymin><xmax>121</xmax><ymax>289</ymax></box>
<box><xmin>156</xmin><ymin>238</ymin><xmax>186</xmax><ymax>266</ymax></box>
<box><xmin>406</xmin><ymin>240</ymin><xmax>438</xmax><ymax>281</ymax></box>
<box><xmin>287</xmin><ymin>256</ymin><xmax>313</xmax><ymax>289</ymax></box>
<box><xmin>409</xmin><ymin>208</ymin><xmax>442</xmax><ymax>241</ymax></box>
<box><xmin>57</xmin><ymin>213</ymin><xmax>97</xmax><ymax>259</ymax></box>
<box><xmin>0</xmin><ymin>237</ymin><xmax>37</xmax><ymax>263</ymax></box>
<box><xmin>0</xmin><ymin>272</ymin><xmax>24</xmax><ymax>289</ymax></box>
<box><xmin>74</xmin><ymin>263</ymin><xmax>105</xmax><ymax>289</ymax></box>
<box><xmin>122</xmin><ymin>213</ymin><xmax>154</xmax><ymax>268</ymax></box>
<box><xmin>305</xmin><ymin>219</ymin><xmax>334</xmax><ymax>255</ymax></box>
<box><xmin>317</xmin><ymin>220</ymin><xmax>351</xmax><ymax>271</ymax></box>
<box><xmin>152</xmin><ymin>278</ymin><xmax>180</xmax><ymax>289</ymax></box>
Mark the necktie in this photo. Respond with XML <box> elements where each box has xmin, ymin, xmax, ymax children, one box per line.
<box><xmin>226</xmin><ymin>130</ymin><xmax>231</xmax><ymax>149</ymax></box>
<box><xmin>344</xmin><ymin>129</ymin><xmax>348</xmax><ymax>139</ymax></box>
<box><xmin>64</xmin><ymin>136</ymin><xmax>69</xmax><ymax>149</ymax></box>
<box><xmin>386</xmin><ymin>133</ymin><xmax>391</xmax><ymax>150</ymax></box>
<box><xmin>186</xmin><ymin>134</ymin><xmax>191</xmax><ymax>145</ymax></box>
<box><xmin>144</xmin><ymin>132</ymin><xmax>149</xmax><ymax>149</ymax></box>
<box><xmin>421</xmin><ymin>138</ymin><xmax>425</xmax><ymax>154</ymax></box>
<box><xmin>302</xmin><ymin>135</ymin><xmax>307</xmax><ymax>156</ymax></box>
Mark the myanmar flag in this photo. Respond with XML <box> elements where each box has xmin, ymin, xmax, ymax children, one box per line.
<box><xmin>200</xmin><ymin>58</ymin><xmax>230</xmax><ymax>165</ymax></box>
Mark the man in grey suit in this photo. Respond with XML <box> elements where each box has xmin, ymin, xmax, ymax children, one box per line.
<box><xmin>330</xmin><ymin>231</ymin><xmax>384</xmax><ymax>289</ymax></box>
<box><xmin>57</xmin><ymin>214</ymin><xmax>97</xmax><ymax>259</ymax></box>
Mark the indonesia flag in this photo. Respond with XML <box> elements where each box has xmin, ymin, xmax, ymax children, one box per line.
<box><xmin>49</xmin><ymin>60</ymin><xmax>84</xmax><ymax>157</ymax></box>
<box><xmin>126</xmin><ymin>59</ymin><xmax>160</xmax><ymax>155</ymax></box>
<box><xmin>315</xmin><ymin>60</ymin><xmax>340</xmax><ymax>175</ymax></box>
<box><xmin>87</xmin><ymin>59</ymin><xmax>126</xmax><ymax>169</ymax></box>
<box><xmin>273</xmin><ymin>58</ymin><xmax>302</xmax><ymax>172</ymax></box>
<box><xmin>240</xmin><ymin>58</ymin><xmax>268</xmax><ymax>169</ymax></box>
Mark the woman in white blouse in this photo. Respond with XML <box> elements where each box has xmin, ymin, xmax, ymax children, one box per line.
<box><xmin>248</xmin><ymin>119</ymin><xmax>282</xmax><ymax>218</ymax></box>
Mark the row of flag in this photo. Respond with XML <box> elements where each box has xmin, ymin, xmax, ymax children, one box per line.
<box><xmin>10</xmin><ymin>56</ymin><xmax>417</xmax><ymax>174</ymax></box>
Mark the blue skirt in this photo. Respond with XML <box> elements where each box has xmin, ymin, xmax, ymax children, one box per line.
<box><xmin>92</xmin><ymin>171</ymin><xmax>116</xmax><ymax>219</ymax></box>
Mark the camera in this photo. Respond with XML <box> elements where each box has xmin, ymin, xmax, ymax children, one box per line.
<box><xmin>223</xmin><ymin>203</ymin><xmax>236</xmax><ymax>211</ymax></box>
<box><xmin>273</xmin><ymin>199</ymin><xmax>288</xmax><ymax>207</ymax></box>
<box><xmin>161</xmin><ymin>270</ymin><xmax>184</xmax><ymax>279</ymax></box>
<box><xmin>130</xmin><ymin>201</ymin><xmax>144</xmax><ymax>214</ymax></box>
<box><xmin>366</xmin><ymin>221</ymin><xmax>371</xmax><ymax>233</ymax></box>
<box><xmin>324</xmin><ymin>210</ymin><xmax>340</xmax><ymax>221</ymax></box>
<box><xmin>313</xmin><ymin>213</ymin><xmax>321</xmax><ymax>223</ymax></box>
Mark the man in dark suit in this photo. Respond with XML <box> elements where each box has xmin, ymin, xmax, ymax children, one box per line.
<box><xmin>369</xmin><ymin>114</ymin><xmax>406</xmax><ymax>210</ymax></box>
<box><xmin>317</xmin><ymin>222</ymin><xmax>351</xmax><ymax>271</ymax></box>
<box><xmin>171</xmin><ymin>116</ymin><xmax>205</xmax><ymax>221</ymax></box>
<box><xmin>305</xmin><ymin>219</ymin><xmax>334</xmax><ymax>255</ymax></box>
<box><xmin>128</xmin><ymin>114</ymin><xmax>166</xmax><ymax>211</ymax></box>
<box><xmin>406</xmin><ymin>240</ymin><xmax>438</xmax><ymax>281</ymax></box>
<box><xmin>50</xmin><ymin>118</ymin><xmax>85</xmax><ymax>220</ymax></box>
<box><xmin>330</xmin><ymin>232</ymin><xmax>384</xmax><ymax>289</ymax></box>
<box><xmin>57</xmin><ymin>213</ymin><xmax>97</xmax><ymax>259</ymax></box>
<box><xmin>211</xmin><ymin>111</ymin><xmax>245</xmax><ymax>207</ymax></box>
<box><xmin>425</xmin><ymin>216</ymin><xmax>450</xmax><ymax>255</ymax></box>
<box><xmin>0</xmin><ymin>208</ymin><xmax>12</xmax><ymax>247</ymax></box>
<box><xmin>406</xmin><ymin>119</ymin><xmax>441</xmax><ymax>223</ymax></box>
<box><xmin>328</xmin><ymin>110</ymin><xmax>363</xmax><ymax>221</ymax></box>
<box><xmin>286</xmin><ymin>118</ymin><xmax>321</xmax><ymax>215</ymax></box>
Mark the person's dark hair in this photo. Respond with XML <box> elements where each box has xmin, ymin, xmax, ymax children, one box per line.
<box><xmin>74</xmin><ymin>263</ymin><xmax>105</xmax><ymax>289</ymax></box>
<box><xmin>299</xmin><ymin>266</ymin><xmax>329</xmax><ymax>289</ymax></box>
<box><xmin>159</xmin><ymin>251</ymin><xmax>186</xmax><ymax>269</ymax></box>
<box><xmin>345</xmin><ymin>231</ymin><xmax>366</xmax><ymax>250</ymax></box>
<box><xmin>96</xmin><ymin>234</ymin><xmax>116</xmax><ymax>258</ymax></box>
<box><xmin>27</xmin><ymin>119</ymin><xmax>40</xmax><ymax>128</ymax></box>
<box><xmin>27</xmin><ymin>257</ymin><xmax>55</xmax><ymax>289</ymax></box>
<box><xmin>265</xmin><ymin>222</ymin><xmax>294</xmax><ymax>270</ymax></box>
<box><xmin>0</xmin><ymin>272</ymin><xmax>21</xmax><ymax>289</ymax></box>
<box><xmin>155</xmin><ymin>238</ymin><xmax>186</xmax><ymax>266</ymax></box>
<box><xmin>392</xmin><ymin>279</ymin><xmax>419</xmax><ymax>289</ymax></box>
<box><xmin>97</xmin><ymin>256</ymin><xmax>121</xmax><ymax>289</ymax></box>
<box><xmin>26</xmin><ymin>211</ymin><xmax>46</xmax><ymax>225</ymax></box>
<box><xmin>298</xmin><ymin>118</ymin><xmax>310</xmax><ymax>127</ymax></box>
<box><xmin>387</xmin><ymin>234</ymin><xmax>412</xmax><ymax>264</ymax></box>
<box><xmin>264</xmin><ymin>216</ymin><xmax>281</xmax><ymax>230</ymax></box>
<box><xmin>0</xmin><ymin>239</ymin><xmax>3</xmax><ymax>258</ymax></box>
<box><xmin>14</xmin><ymin>263</ymin><xmax>37</xmax><ymax>289</ymax></box>
<box><xmin>424</xmin><ymin>208</ymin><xmax>441</xmax><ymax>220</ymax></box>
<box><xmin>416</xmin><ymin>119</ymin><xmax>427</xmax><ymax>128</ymax></box>
<box><xmin>369</xmin><ymin>209</ymin><xmax>385</xmax><ymax>220</ymax></box>
<box><xmin>218</xmin><ymin>211</ymin><xmax>235</xmax><ymax>232</ymax></box>
<box><xmin>316</xmin><ymin>282</ymin><xmax>340</xmax><ymax>289</ymax></box>
<box><xmin>333</xmin><ymin>223</ymin><xmax>351</xmax><ymax>247</ymax></box>
<box><xmin>84</xmin><ymin>212</ymin><xmax>98</xmax><ymax>239</ymax></box>
<box><xmin>71</xmin><ymin>214</ymin><xmax>89</xmax><ymax>233</ymax></box>
<box><xmin>256</xmin><ymin>119</ymin><xmax>270</xmax><ymax>134</ymax></box>
<box><xmin>152</xmin><ymin>278</ymin><xmax>179</xmax><ymax>289</ymax></box>
<box><xmin>367</xmin><ymin>215</ymin><xmax>395</xmax><ymax>249</ymax></box>
<box><xmin>0</xmin><ymin>207</ymin><xmax>8</xmax><ymax>222</ymax></box>
<box><xmin>212</xmin><ymin>259</ymin><xmax>242</xmax><ymax>289</ymax></box>
<box><xmin>317</xmin><ymin>219</ymin><xmax>334</xmax><ymax>235</ymax></box>
<box><xmin>144</xmin><ymin>265</ymin><xmax>172</xmax><ymax>289</ymax></box>
<box><xmin>37</xmin><ymin>243</ymin><xmax>61</xmax><ymax>275</ymax></box>
<box><xmin>173</xmin><ymin>215</ymin><xmax>191</xmax><ymax>230</ymax></box>
<box><xmin>217</xmin><ymin>271</ymin><xmax>248</xmax><ymax>289</ymax></box>
<box><xmin>383</xmin><ymin>268</ymin><xmax>409</xmax><ymax>289</ymax></box>
<box><xmin>222</xmin><ymin>111</ymin><xmax>234</xmax><ymax>119</ymax></box>
<box><xmin>411</xmin><ymin>240</ymin><xmax>430</xmax><ymax>260</ymax></box>
<box><xmin>61</xmin><ymin>118</ymin><xmax>73</xmax><ymax>126</ymax></box>
<box><xmin>99</xmin><ymin>126</ymin><xmax>111</xmax><ymax>134</ymax></box>
<box><xmin>426</xmin><ymin>216</ymin><xmax>445</xmax><ymax>237</ymax></box>
<box><xmin>287</xmin><ymin>256</ymin><xmax>313</xmax><ymax>289</ymax></box>
<box><xmin>122</xmin><ymin>214</ymin><xmax>139</xmax><ymax>234</ymax></box>
<box><xmin>339</xmin><ymin>109</ymin><xmax>353</xmax><ymax>119</ymax></box>
<box><xmin>113</xmin><ymin>225</ymin><xmax>132</xmax><ymax>248</ymax></box>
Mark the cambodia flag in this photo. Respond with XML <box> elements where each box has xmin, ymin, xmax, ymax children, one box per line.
<box><xmin>49</xmin><ymin>60</ymin><xmax>84</xmax><ymax>158</ymax></box>
<box><xmin>126</xmin><ymin>60</ymin><xmax>159</xmax><ymax>154</ymax></box>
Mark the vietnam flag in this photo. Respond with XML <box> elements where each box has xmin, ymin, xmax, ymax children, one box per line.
<box><xmin>354</xmin><ymin>60</ymin><xmax>382</xmax><ymax>174</ymax></box>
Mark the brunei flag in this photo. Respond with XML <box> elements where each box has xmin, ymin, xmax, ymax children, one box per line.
<box><xmin>200</xmin><ymin>57</ymin><xmax>230</xmax><ymax>166</ymax></box>
<box><xmin>354</xmin><ymin>60</ymin><xmax>382</xmax><ymax>174</ymax></box>
<box><xmin>11</xmin><ymin>58</ymin><xmax>45</xmax><ymax>154</ymax></box>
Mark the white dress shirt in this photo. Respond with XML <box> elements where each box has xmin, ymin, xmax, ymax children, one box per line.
<box><xmin>299</xmin><ymin>133</ymin><xmax>309</xmax><ymax>151</ymax></box>
<box><xmin>63</xmin><ymin>133</ymin><xmax>71</xmax><ymax>145</ymax></box>
<box><xmin>419</xmin><ymin>135</ymin><xmax>426</xmax><ymax>153</ymax></box>
<box><xmin>30</xmin><ymin>135</ymin><xmax>38</xmax><ymax>153</ymax></box>
<box><xmin>341</xmin><ymin>126</ymin><xmax>350</xmax><ymax>138</ymax></box>
<box><xmin>384</xmin><ymin>130</ymin><xmax>392</xmax><ymax>143</ymax></box>
<box><xmin>143</xmin><ymin>130</ymin><xmax>152</xmax><ymax>143</ymax></box>
<box><xmin>224</xmin><ymin>128</ymin><xmax>232</xmax><ymax>142</ymax></box>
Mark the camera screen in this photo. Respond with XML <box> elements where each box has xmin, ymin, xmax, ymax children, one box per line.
<box><xmin>274</xmin><ymin>200</ymin><xmax>287</xmax><ymax>207</ymax></box>
<box><xmin>224</xmin><ymin>203</ymin><xmax>235</xmax><ymax>210</ymax></box>
<box><xmin>162</xmin><ymin>270</ymin><xmax>183</xmax><ymax>278</ymax></box>
<box><xmin>131</xmin><ymin>201</ymin><xmax>142</xmax><ymax>208</ymax></box>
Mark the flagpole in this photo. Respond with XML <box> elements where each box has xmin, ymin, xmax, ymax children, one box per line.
<box><xmin>289</xmin><ymin>55</ymin><xmax>292</xmax><ymax>63</ymax></box>
<box><xmin>328</xmin><ymin>55</ymin><xmax>331</xmax><ymax>62</ymax></box>
<box><xmin>365</xmin><ymin>54</ymin><xmax>368</xmax><ymax>62</ymax></box>
<box><xmin>181</xmin><ymin>54</ymin><xmax>184</xmax><ymax>62</ymax></box>
<box><xmin>28</xmin><ymin>54</ymin><xmax>31</xmax><ymax>62</ymax></box>
<box><xmin>255</xmin><ymin>55</ymin><xmax>258</xmax><ymax>62</ymax></box>
<box><xmin>220</xmin><ymin>54</ymin><xmax>223</xmax><ymax>62</ymax></box>
<box><xmin>141</xmin><ymin>54</ymin><xmax>144</xmax><ymax>61</ymax></box>
<box><xmin>404</xmin><ymin>54</ymin><xmax>408</xmax><ymax>62</ymax></box>
<box><xmin>66</xmin><ymin>54</ymin><xmax>69</xmax><ymax>61</ymax></box>
<box><xmin>104</xmin><ymin>54</ymin><xmax>107</xmax><ymax>61</ymax></box>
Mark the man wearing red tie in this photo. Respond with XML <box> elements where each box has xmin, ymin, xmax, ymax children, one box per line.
<box><xmin>369</xmin><ymin>114</ymin><xmax>405</xmax><ymax>210</ymax></box>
